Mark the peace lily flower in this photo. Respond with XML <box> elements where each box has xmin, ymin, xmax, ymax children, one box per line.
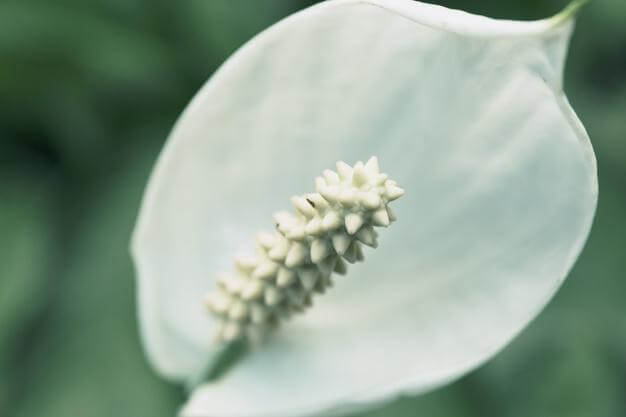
<box><xmin>131</xmin><ymin>0</ymin><xmax>597</xmax><ymax>416</ymax></box>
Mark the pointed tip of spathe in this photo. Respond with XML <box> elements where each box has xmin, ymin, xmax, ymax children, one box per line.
<box><xmin>564</xmin><ymin>0</ymin><xmax>591</xmax><ymax>15</ymax></box>
<box><xmin>551</xmin><ymin>0</ymin><xmax>590</xmax><ymax>26</ymax></box>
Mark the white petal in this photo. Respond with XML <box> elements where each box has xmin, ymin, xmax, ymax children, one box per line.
<box><xmin>276</xmin><ymin>267</ymin><xmax>297</xmax><ymax>287</ymax></box>
<box><xmin>310</xmin><ymin>238</ymin><xmax>331</xmax><ymax>263</ymax></box>
<box><xmin>252</xmin><ymin>261</ymin><xmax>278</xmax><ymax>280</ymax></box>
<box><xmin>321</xmin><ymin>211</ymin><xmax>342</xmax><ymax>231</ymax></box>
<box><xmin>131</xmin><ymin>0</ymin><xmax>597</xmax><ymax>414</ymax></box>
<box><xmin>322</xmin><ymin>169</ymin><xmax>340</xmax><ymax>185</ymax></box>
<box><xmin>385</xmin><ymin>184</ymin><xmax>405</xmax><ymax>201</ymax></box>
<box><xmin>371</xmin><ymin>207</ymin><xmax>390</xmax><ymax>227</ymax></box>
<box><xmin>267</xmin><ymin>239</ymin><xmax>289</xmax><ymax>262</ymax></box>
<box><xmin>356</xmin><ymin>225</ymin><xmax>378</xmax><ymax>248</ymax></box>
<box><xmin>364</xmin><ymin>156</ymin><xmax>380</xmax><ymax>176</ymax></box>
<box><xmin>359</xmin><ymin>191</ymin><xmax>382</xmax><ymax>209</ymax></box>
<box><xmin>351</xmin><ymin>161</ymin><xmax>368</xmax><ymax>187</ymax></box>
<box><xmin>331</xmin><ymin>232</ymin><xmax>351</xmax><ymax>256</ymax></box>
<box><xmin>298</xmin><ymin>267</ymin><xmax>319</xmax><ymax>292</ymax></box>
<box><xmin>256</xmin><ymin>231</ymin><xmax>277</xmax><ymax>250</ymax></box>
<box><xmin>344</xmin><ymin>213</ymin><xmax>364</xmax><ymax>235</ymax></box>
<box><xmin>241</xmin><ymin>280</ymin><xmax>264</xmax><ymax>301</ymax></box>
<box><xmin>336</xmin><ymin>161</ymin><xmax>353</xmax><ymax>181</ymax></box>
<box><xmin>285</xmin><ymin>242</ymin><xmax>308</xmax><ymax>268</ymax></box>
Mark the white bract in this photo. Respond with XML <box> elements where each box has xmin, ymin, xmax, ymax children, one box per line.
<box><xmin>131</xmin><ymin>0</ymin><xmax>597</xmax><ymax>416</ymax></box>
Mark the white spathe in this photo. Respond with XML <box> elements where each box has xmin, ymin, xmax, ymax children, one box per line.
<box><xmin>130</xmin><ymin>1</ymin><xmax>597</xmax><ymax>416</ymax></box>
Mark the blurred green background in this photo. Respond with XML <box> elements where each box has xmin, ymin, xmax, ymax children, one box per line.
<box><xmin>1</xmin><ymin>0</ymin><xmax>624</xmax><ymax>416</ymax></box>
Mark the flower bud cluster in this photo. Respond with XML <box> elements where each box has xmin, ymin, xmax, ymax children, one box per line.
<box><xmin>205</xmin><ymin>157</ymin><xmax>404</xmax><ymax>343</ymax></box>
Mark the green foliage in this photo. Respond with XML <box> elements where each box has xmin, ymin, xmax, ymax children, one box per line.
<box><xmin>1</xmin><ymin>1</ymin><xmax>624</xmax><ymax>416</ymax></box>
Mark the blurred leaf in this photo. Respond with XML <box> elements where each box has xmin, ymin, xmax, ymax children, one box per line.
<box><xmin>10</xmin><ymin>137</ymin><xmax>182</xmax><ymax>417</ymax></box>
<box><xmin>0</xmin><ymin>1</ymin><xmax>183</xmax><ymax>173</ymax></box>
<box><xmin>0</xmin><ymin>1</ymin><xmax>177</xmax><ymax>87</ymax></box>
<box><xmin>0</xmin><ymin>173</ymin><xmax>57</xmax><ymax>414</ymax></box>
<box><xmin>178</xmin><ymin>0</ymin><xmax>316</xmax><ymax>70</ymax></box>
